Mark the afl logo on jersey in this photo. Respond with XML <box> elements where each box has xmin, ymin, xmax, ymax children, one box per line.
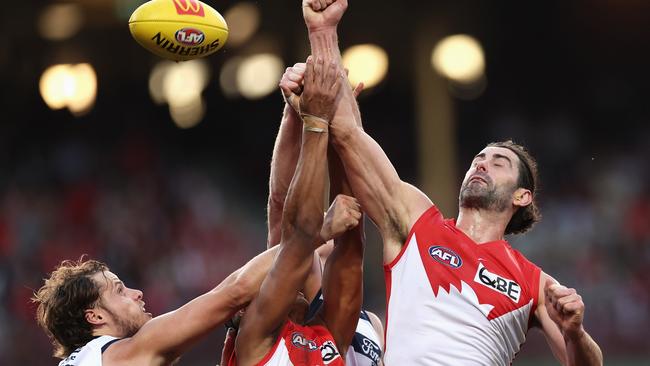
<box><xmin>291</xmin><ymin>332</ymin><xmax>318</xmax><ymax>351</ymax></box>
<box><xmin>428</xmin><ymin>246</ymin><xmax>463</xmax><ymax>268</ymax></box>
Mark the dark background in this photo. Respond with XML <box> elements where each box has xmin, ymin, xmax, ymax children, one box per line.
<box><xmin>1</xmin><ymin>0</ymin><xmax>649</xmax><ymax>364</ymax></box>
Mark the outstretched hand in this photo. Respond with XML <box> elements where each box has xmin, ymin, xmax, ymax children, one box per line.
<box><xmin>320</xmin><ymin>194</ymin><xmax>362</xmax><ymax>242</ymax></box>
<box><xmin>544</xmin><ymin>279</ymin><xmax>585</xmax><ymax>339</ymax></box>
<box><xmin>302</xmin><ymin>0</ymin><xmax>348</xmax><ymax>31</ymax></box>
<box><xmin>299</xmin><ymin>56</ymin><xmax>343</xmax><ymax>122</ymax></box>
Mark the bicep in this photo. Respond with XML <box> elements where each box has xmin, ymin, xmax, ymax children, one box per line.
<box><xmin>535</xmin><ymin>272</ymin><xmax>569</xmax><ymax>366</ymax></box>
<box><xmin>333</xmin><ymin>128</ymin><xmax>432</xmax><ymax>241</ymax></box>
<box><xmin>127</xmin><ymin>283</ymin><xmax>244</xmax><ymax>362</ymax></box>
<box><xmin>123</xmin><ymin>247</ymin><xmax>281</xmax><ymax>361</ymax></box>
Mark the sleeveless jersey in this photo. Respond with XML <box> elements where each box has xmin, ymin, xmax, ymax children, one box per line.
<box><xmin>384</xmin><ymin>205</ymin><xmax>541</xmax><ymax>365</ymax></box>
<box><xmin>58</xmin><ymin>336</ymin><xmax>120</xmax><ymax>366</ymax></box>
<box><xmin>229</xmin><ymin>320</ymin><xmax>344</xmax><ymax>366</ymax></box>
<box><xmin>307</xmin><ymin>290</ymin><xmax>383</xmax><ymax>366</ymax></box>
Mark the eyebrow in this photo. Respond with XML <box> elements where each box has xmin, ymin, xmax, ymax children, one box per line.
<box><xmin>492</xmin><ymin>153</ymin><xmax>513</xmax><ymax>167</ymax></box>
<box><xmin>473</xmin><ymin>152</ymin><xmax>513</xmax><ymax>167</ymax></box>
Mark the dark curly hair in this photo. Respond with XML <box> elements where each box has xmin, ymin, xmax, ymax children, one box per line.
<box><xmin>32</xmin><ymin>258</ymin><xmax>108</xmax><ymax>358</ymax></box>
<box><xmin>488</xmin><ymin>140</ymin><xmax>542</xmax><ymax>235</ymax></box>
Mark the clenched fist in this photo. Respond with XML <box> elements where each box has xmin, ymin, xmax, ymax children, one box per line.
<box><xmin>544</xmin><ymin>279</ymin><xmax>585</xmax><ymax>338</ymax></box>
<box><xmin>320</xmin><ymin>194</ymin><xmax>362</xmax><ymax>242</ymax></box>
<box><xmin>302</xmin><ymin>0</ymin><xmax>348</xmax><ymax>31</ymax></box>
<box><xmin>279</xmin><ymin>62</ymin><xmax>306</xmax><ymax>112</ymax></box>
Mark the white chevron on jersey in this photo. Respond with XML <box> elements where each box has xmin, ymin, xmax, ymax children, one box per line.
<box><xmin>262</xmin><ymin>338</ymin><xmax>293</xmax><ymax>366</ymax></box>
<box><xmin>384</xmin><ymin>233</ymin><xmax>532</xmax><ymax>365</ymax></box>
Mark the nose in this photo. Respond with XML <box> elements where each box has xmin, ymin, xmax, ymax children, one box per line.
<box><xmin>132</xmin><ymin>288</ymin><xmax>143</xmax><ymax>300</ymax></box>
<box><xmin>474</xmin><ymin>160</ymin><xmax>487</xmax><ymax>172</ymax></box>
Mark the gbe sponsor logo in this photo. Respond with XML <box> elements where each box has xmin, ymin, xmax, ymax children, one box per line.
<box><xmin>428</xmin><ymin>246</ymin><xmax>463</xmax><ymax>268</ymax></box>
<box><xmin>173</xmin><ymin>0</ymin><xmax>205</xmax><ymax>17</ymax></box>
<box><xmin>175</xmin><ymin>28</ymin><xmax>205</xmax><ymax>46</ymax></box>
<box><xmin>473</xmin><ymin>262</ymin><xmax>521</xmax><ymax>302</ymax></box>
<box><xmin>320</xmin><ymin>340</ymin><xmax>341</xmax><ymax>364</ymax></box>
<box><xmin>291</xmin><ymin>332</ymin><xmax>318</xmax><ymax>351</ymax></box>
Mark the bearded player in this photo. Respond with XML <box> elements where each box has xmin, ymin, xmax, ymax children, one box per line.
<box><xmin>34</xmin><ymin>247</ymin><xmax>288</xmax><ymax>366</ymax></box>
<box><xmin>300</xmin><ymin>0</ymin><xmax>603</xmax><ymax>365</ymax></box>
<box><xmin>229</xmin><ymin>55</ymin><xmax>365</xmax><ymax>365</ymax></box>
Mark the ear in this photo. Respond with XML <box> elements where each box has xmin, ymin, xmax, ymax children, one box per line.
<box><xmin>513</xmin><ymin>188</ymin><xmax>532</xmax><ymax>208</ymax></box>
<box><xmin>85</xmin><ymin>307</ymin><xmax>106</xmax><ymax>326</ymax></box>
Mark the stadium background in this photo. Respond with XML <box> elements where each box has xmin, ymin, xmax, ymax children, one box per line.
<box><xmin>1</xmin><ymin>0</ymin><xmax>649</xmax><ymax>364</ymax></box>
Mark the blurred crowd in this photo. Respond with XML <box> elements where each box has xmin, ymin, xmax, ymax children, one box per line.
<box><xmin>1</xmin><ymin>123</ymin><xmax>649</xmax><ymax>364</ymax></box>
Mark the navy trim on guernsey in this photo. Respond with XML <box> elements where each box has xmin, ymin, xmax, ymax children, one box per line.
<box><xmin>307</xmin><ymin>288</ymin><xmax>383</xmax><ymax>365</ymax></box>
<box><xmin>350</xmin><ymin>329</ymin><xmax>381</xmax><ymax>366</ymax></box>
<box><xmin>359</xmin><ymin>310</ymin><xmax>370</xmax><ymax>322</ymax></box>
<box><xmin>101</xmin><ymin>338</ymin><xmax>120</xmax><ymax>353</ymax></box>
<box><xmin>306</xmin><ymin>289</ymin><xmax>324</xmax><ymax>320</ymax></box>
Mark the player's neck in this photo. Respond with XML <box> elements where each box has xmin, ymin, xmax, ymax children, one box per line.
<box><xmin>92</xmin><ymin>324</ymin><xmax>122</xmax><ymax>339</ymax></box>
<box><xmin>456</xmin><ymin>207</ymin><xmax>509</xmax><ymax>244</ymax></box>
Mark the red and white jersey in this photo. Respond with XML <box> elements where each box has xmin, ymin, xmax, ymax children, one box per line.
<box><xmin>230</xmin><ymin>321</ymin><xmax>344</xmax><ymax>366</ymax></box>
<box><xmin>384</xmin><ymin>206</ymin><xmax>541</xmax><ymax>365</ymax></box>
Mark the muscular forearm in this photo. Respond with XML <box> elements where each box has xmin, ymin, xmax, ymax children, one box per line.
<box><xmin>282</xmin><ymin>123</ymin><xmax>329</xmax><ymax>242</ymax></box>
<box><xmin>308</xmin><ymin>27</ymin><xmax>363</xmax><ymax>128</ymax></box>
<box><xmin>267</xmin><ymin>104</ymin><xmax>303</xmax><ymax>247</ymax></box>
<box><xmin>566</xmin><ymin>330</ymin><xmax>603</xmax><ymax>366</ymax></box>
<box><xmin>308</xmin><ymin>28</ymin><xmax>342</xmax><ymax>62</ymax></box>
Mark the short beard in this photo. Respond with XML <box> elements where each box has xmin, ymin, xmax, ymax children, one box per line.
<box><xmin>103</xmin><ymin>306</ymin><xmax>143</xmax><ymax>338</ymax></box>
<box><xmin>459</xmin><ymin>180</ymin><xmax>514</xmax><ymax>212</ymax></box>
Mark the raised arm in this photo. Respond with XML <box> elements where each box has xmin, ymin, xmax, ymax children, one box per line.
<box><xmin>535</xmin><ymin>273</ymin><xmax>603</xmax><ymax>366</ymax></box>
<box><xmin>235</xmin><ymin>57</ymin><xmax>343</xmax><ymax>365</ymax></box>
<box><xmin>267</xmin><ymin>64</ymin><xmax>306</xmax><ymax>248</ymax></box>
<box><xmin>303</xmin><ymin>0</ymin><xmax>433</xmax><ymax>262</ymax></box>
<box><xmin>107</xmin><ymin>244</ymin><xmax>280</xmax><ymax>364</ymax></box>
<box><xmin>316</xmin><ymin>147</ymin><xmax>364</xmax><ymax>356</ymax></box>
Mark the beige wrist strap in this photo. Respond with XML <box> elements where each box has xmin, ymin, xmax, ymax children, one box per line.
<box><xmin>301</xmin><ymin>113</ymin><xmax>329</xmax><ymax>133</ymax></box>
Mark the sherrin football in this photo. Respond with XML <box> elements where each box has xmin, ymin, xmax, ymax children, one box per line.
<box><xmin>129</xmin><ymin>0</ymin><xmax>228</xmax><ymax>61</ymax></box>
